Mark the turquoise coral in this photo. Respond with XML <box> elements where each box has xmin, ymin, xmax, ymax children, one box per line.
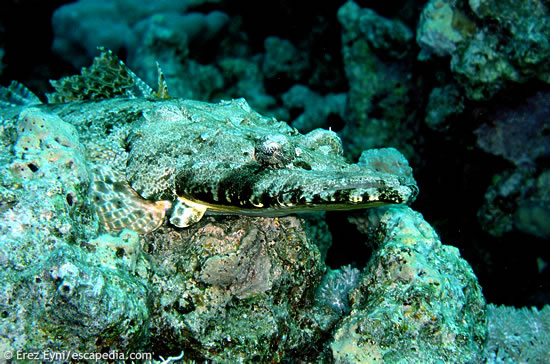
<box><xmin>342</xmin><ymin>206</ymin><xmax>487</xmax><ymax>362</ymax></box>
<box><xmin>337</xmin><ymin>0</ymin><xmax>418</xmax><ymax>160</ymax></box>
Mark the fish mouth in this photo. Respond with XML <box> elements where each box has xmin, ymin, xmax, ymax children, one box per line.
<box><xmin>175</xmin><ymin>165</ymin><xmax>418</xmax><ymax>216</ymax></box>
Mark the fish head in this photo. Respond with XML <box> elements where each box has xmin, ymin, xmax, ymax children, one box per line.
<box><xmin>173</xmin><ymin>127</ymin><xmax>418</xmax><ymax>216</ymax></box>
<box><xmin>126</xmin><ymin>98</ymin><xmax>418</xmax><ymax>227</ymax></box>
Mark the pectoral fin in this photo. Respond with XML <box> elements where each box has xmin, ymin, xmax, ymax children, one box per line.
<box><xmin>90</xmin><ymin>167</ymin><xmax>172</xmax><ymax>235</ymax></box>
<box><xmin>170</xmin><ymin>197</ymin><xmax>208</xmax><ymax>228</ymax></box>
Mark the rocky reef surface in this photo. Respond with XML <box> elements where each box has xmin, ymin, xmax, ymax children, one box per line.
<box><xmin>0</xmin><ymin>0</ymin><xmax>549</xmax><ymax>362</ymax></box>
<box><xmin>0</xmin><ymin>107</ymin><xmax>487</xmax><ymax>360</ymax></box>
<box><xmin>0</xmin><ymin>79</ymin><xmax>541</xmax><ymax>362</ymax></box>
<box><xmin>417</xmin><ymin>0</ymin><xmax>550</xmax><ymax>100</ymax></box>
<box><xmin>336</xmin><ymin>206</ymin><xmax>487</xmax><ymax>362</ymax></box>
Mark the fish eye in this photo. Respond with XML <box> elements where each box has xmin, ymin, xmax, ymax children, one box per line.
<box><xmin>254</xmin><ymin>135</ymin><xmax>295</xmax><ymax>168</ymax></box>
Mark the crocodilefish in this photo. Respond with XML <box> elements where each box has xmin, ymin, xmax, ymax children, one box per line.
<box><xmin>0</xmin><ymin>49</ymin><xmax>418</xmax><ymax>234</ymax></box>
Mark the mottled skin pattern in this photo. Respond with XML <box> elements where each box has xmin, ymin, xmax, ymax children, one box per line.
<box><xmin>1</xmin><ymin>96</ymin><xmax>418</xmax><ymax>230</ymax></box>
<box><xmin>128</xmin><ymin>98</ymin><xmax>418</xmax><ymax>219</ymax></box>
<box><xmin>1</xmin><ymin>49</ymin><xmax>418</xmax><ymax>231</ymax></box>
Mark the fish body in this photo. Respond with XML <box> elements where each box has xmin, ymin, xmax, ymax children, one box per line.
<box><xmin>0</xmin><ymin>50</ymin><xmax>418</xmax><ymax>234</ymax></box>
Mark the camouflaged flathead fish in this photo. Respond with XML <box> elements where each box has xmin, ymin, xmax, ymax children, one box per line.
<box><xmin>0</xmin><ymin>49</ymin><xmax>418</xmax><ymax>234</ymax></box>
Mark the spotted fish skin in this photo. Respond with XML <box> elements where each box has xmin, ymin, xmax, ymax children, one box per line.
<box><xmin>0</xmin><ymin>50</ymin><xmax>419</xmax><ymax>233</ymax></box>
<box><xmin>126</xmin><ymin>97</ymin><xmax>418</xmax><ymax>221</ymax></box>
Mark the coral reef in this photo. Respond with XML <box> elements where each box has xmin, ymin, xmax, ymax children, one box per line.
<box><xmin>52</xmin><ymin>0</ymin><xmax>227</xmax><ymax>70</ymax></box>
<box><xmin>145</xmin><ymin>216</ymin><xmax>325</xmax><ymax>361</ymax></box>
<box><xmin>475</xmin><ymin>90</ymin><xmax>550</xmax><ymax>238</ymax></box>
<box><xmin>262</xmin><ymin>36</ymin><xmax>308</xmax><ymax>83</ymax></box>
<box><xmin>0</xmin><ymin>75</ymin><xmax>489</xmax><ymax>362</ymax></box>
<box><xmin>424</xmin><ymin>83</ymin><xmax>465</xmax><ymax>132</ymax></box>
<box><xmin>343</xmin><ymin>206</ymin><xmax>487</xmax><ymax>362</ymax></box>
<box><xmin>479</xmin><ymin>167</ymin><xmax>550</xmax><ymax>239</ymax></box>
<box><xmin>281</xmin><ymin>84</ymin><xmax>346</xmax><ymax>132</ymax></box>
<box><xmin>416</xmin><ymin>0</ymin><xmax>476</xmax><ymax>60</ymax></box>
<box><xmin>316</xmin><ymin>265</ymin><xmax>361</xmax><ymax>315</ymax></box>
<box><xmin>215</xmin><ymin>57</ymin><xmax>277</xmax><ymax>116</ymax></box>
<box><xmin>2</xmin><ymin>0</ymin><xmax>550</xmax><ymax>361</ymax></box>
<box><xmin>417</xmin><ymin>0</ymin><xmax>550</xmax><ymax>100</ymax></box>
<box><xmin>0</xmin><ymin>103</ymin><xmax>333</xmax><ymax>360</ymax></box>
<box><xmin>337</xmin><ymin>0</ymin><xmax>419</xmax><ymax>159</ymax></box>
<box><xmin>10</xmin><ymin>107</ymin><xmax>89</xmax><ymax>215</ymax></box>
<box><xmin>125</xmin><ymin>10</ymin><xmax>228</xmax><ymax>101</ymax></box>
<box><xmin>0</xmin><ymin>106</ymin><xmax>150</xmax><ymax>356</ymax></box>
<box><xmin>475</xmin><ymin>91</ymin><xmax>550</xmax><ymax>168</ymax></box>
<box><xmin>0</xmin><ymin>241</ymin><xmax>151</xmax><ymax>357</ymax></box>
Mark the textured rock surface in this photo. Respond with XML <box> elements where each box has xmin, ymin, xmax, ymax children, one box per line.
<box><xmin>418</xmin><ymin>0</ymin><xmax>550</xmax><ymax>100</ymax></box>
<box><xmin>341</xmin><ymin>206</ymin><xmax>487</xmax><ymax>362</ymax></box>
<box><xmin>337</xmin><ymin>0</ymin><xmax>418</xmax><ymax>160</ymax></box>
<box><xmin>144</xmin><ymin>215</ymin><xmax>326</xmax><ymax>361</ymax></box>
<box><xmin>0</xmin><ymin>108</ymin><xmax>150</xmax><ymax>356</ymax></box>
